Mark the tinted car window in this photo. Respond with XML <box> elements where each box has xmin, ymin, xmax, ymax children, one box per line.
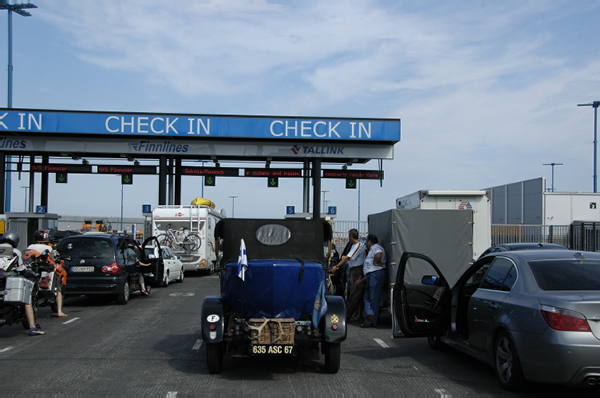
<box><xmin>502</xmin><ymin>265</ymin><xmax>517</xmax><ymax>291</ymax></box>
<box><xmin>57</xmin><ymin>237</ymin><xmax>114</xmax><ymax>260</ymax></box>
<box><xmin>480</xmin><ymin>258</ymin><xmax>516</xmax><ymax>291</ymax></box>
<box><xmin>529</xmin><ymin>260</ymin><xmax>600</xmax><ymax>290</ymax></box>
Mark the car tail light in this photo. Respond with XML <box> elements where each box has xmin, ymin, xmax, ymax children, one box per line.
<box><xmin>540</xmin><ymin>305</ymin><xmax>591</xmax><ymax>332</ymax></box>
<box><xmin>102</xmin><ymin>263</ymin><xmax>122</xmax><ymax>274</ymax></box>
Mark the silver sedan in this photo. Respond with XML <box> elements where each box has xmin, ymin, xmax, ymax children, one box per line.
<box><xmin>392</xmin><ymin>249</ymin><xmax>600</xmax><ymax>391</ymax></box>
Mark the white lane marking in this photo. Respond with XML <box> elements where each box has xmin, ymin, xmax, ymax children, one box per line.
<box><xmin>169</xmin><ymin>293</ymin><xmax>195</xmax><ymax>297</ymax></box>
<box><xmin>0</xmin><ymin>346</ymin><xmax>14</xmax><ymax>353</ymax></box>
<box><xmin>192</xmin><ymin>339</ymin><xmax>203</xmax><ymax>351</ymax></box>
<box><xmin>373</xmin><ymin>338</ymin><xmax>389</xmax><ymax>348</ymax></box>
<box><xmin>63</xmin><ymin>317</ymin><xmax>80</xmax><ymax>324</ymax></box>
<box><xmin>166</xmin><ymin>392</ymin><xmax>177</xmax><ymax>398</ymax></box>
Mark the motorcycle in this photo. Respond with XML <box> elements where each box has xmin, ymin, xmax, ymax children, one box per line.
<box><xmin>0</xmin><ymin>252</ymin><xmax>40</xmax><ymax>330</ymax></box>
<box><xmin>23</xmin><ymin>249</ymin><xmax>69</xmax><ymax>314</ymax></box>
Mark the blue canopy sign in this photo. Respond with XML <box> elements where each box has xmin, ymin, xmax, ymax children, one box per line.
<box><xmin>0</xmin><ymin>109</ymin><xmax>400</xmax><ymax>142</ymax></box>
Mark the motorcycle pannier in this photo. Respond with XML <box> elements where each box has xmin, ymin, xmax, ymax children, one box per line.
<box><xmin>3</xmin><ymin>276</ymin><xmax>34</xmax><ymax>304</ymax></box>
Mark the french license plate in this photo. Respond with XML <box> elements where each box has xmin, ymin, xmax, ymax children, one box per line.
<box><xmin>251</xmin><ymin>344</ymin><xmax>294</xmax><ymax>356</ymax></box>
<box><xmin>71</xmin><ymin>266</ymin><xmax>94</xmax><ymax>272</ymax></box>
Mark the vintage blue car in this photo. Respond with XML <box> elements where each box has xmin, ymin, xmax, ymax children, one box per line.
<box><xmin>201</xmin><ymin>218</ymin><xmax>346</xmax><ymax>374</ymax></box>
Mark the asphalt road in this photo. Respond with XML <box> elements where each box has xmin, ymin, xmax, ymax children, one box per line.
<box><xmin>1</xmin><ymin>273</ymin><xmax>598</xmax><ymax>396</ymax></box>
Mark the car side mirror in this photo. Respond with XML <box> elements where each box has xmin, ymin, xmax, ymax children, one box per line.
<box><xmin>422</xmin><ymin>275</ymin><xmax>439</xmax><ymax>285</ymax></box>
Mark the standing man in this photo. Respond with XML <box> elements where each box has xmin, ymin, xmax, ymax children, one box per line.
<box><xmin>361</xmin><ymin>234</ymin><xmax>386</xmax><ymax>328</ymax></box>
<box><xmin>331</xmin><ymin>228</ymin><xmax>366</xmax><ymax>320</ymax></box>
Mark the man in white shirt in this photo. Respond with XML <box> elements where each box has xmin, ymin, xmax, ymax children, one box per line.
<box><xmin>331</xmin><ymin>229</ymin><xmax>366</xmax><ymax>319</ymax></box>
<box><xmin>361</xmin><ymin>234</ymin><xmax>386</xmax><ymax>328</ymax></box>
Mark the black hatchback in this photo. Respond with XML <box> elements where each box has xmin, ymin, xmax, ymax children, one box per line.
<box><xmin>57</xmin><ymin>233</ymin><xmax>147</xmax><ymax>304</ymax></box>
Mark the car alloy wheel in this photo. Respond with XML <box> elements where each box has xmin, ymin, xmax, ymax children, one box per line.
<box><xmin>495</xmin><ymin>331</ymin><xmax>526</xmax><ymax>391</ymax></box>
<box><xmin>117</xmin><ymin>280</ymin><xmax>130</xmax><ymax>305</ymax></box>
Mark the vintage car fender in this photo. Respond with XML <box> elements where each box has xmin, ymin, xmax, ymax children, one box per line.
<box><xmin>201</xmin><ymin>296</ymin><xmax>225</xmax><ymax>343</ymax></box>
<box><xmin>322</xmin><ymin>295</ymin><xmax>347</xmax><ymax>343</ymax></box>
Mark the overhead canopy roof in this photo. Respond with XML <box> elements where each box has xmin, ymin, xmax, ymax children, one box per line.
<box><xmin>0</xmin><ymin>108</ymin><xmax>401</xmax><ymax>164</ymax></box>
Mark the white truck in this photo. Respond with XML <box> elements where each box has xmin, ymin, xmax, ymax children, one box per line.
<box><xmin>396</xmin><ymin>190</ymin><xmax>491</xmax><ymax>259</ymax></box>
<box><xmin>151</xmin><ymin>204</ymin><xmax>226</xmax><ymax>274</ymax></box>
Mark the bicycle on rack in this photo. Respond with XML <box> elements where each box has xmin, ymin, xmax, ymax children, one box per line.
<box><xmin>157</xmin><ymin>225</ymin><xmax>201</xmax><ymax>252</ymax></box>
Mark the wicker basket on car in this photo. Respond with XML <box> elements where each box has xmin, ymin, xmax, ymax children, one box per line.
<box><xmin>248</xmin><ymin>318</ymin><xmax>295</xmax><ymax>345</ymax></box>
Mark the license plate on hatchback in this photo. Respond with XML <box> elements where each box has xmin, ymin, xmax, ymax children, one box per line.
<box><xmin>71</xmin><ymin>266</ymin><xmax>95</xmax><ymax>272</ymax></box>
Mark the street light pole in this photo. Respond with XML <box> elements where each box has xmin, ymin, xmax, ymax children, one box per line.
<box><xmin>1</xmin><ymin>1</ymin><xmax>37</xmax><ymax>212</ymax></box>
<box><xmin>578</xmin><ymin>101</ymin><xmax>600</xmax><ymax>193</ymax></box>
<box><xmin>20</xmin><ymin>185</ymin><xmax>28</xmax><ymax>211</ymax></box>
<box><xmin>321</xmin><ymin>190</ymin><xmax>329</xmax><ymax>213</ymax></box>
<box><xmin>229</xmin><ymin>195</ymin><xmax>238</xmax><ymax>218</ymax></box>
<box><xmin>120</xmin><ymin>182</ymin><xmax>124</xmax><ymax>232</ymax></box>
<box><xmin>543</xmin><ymin>163</ymin><xmax>563</xmax><ymax>192</ymax></box>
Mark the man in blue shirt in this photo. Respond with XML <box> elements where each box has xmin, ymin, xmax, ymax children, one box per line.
<box><xmin>361</xmin><ymin>234</ymin><xmax>386</xmax><ymax>328</ymax></box>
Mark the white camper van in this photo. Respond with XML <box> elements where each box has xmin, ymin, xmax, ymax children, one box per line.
<box><xmin>151</xmin><ymin>204</ymin><xmax>226</xmax><ymax>274</ymax></box>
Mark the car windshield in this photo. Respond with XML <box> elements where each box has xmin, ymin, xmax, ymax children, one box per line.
<box><xmin>529</xmin><ymin>259</ymin><xmax>600</xmax><ymax>290</ymax></box>
<box><xmin>58</xmin><ymin>238</ymin><xmax>114</xmax><ymax>260</ymax></box>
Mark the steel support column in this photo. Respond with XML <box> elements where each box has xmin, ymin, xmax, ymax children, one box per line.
<box><xmin>303</xmin><ymin>159</ymin><xmax>310</xmax><ymax>213</ymax></box>
<box><xmin>312</xmin><ymin>158</ymin><xmax>321</xmax><ymax>219</ymax></box>
<box><xmin>41</xmin><ymin>155</ymin><xmax>48</xmax><ymax>211</ymax></box>
<box><xmin>0</xmin><ymin>152</ymin><xmax>4</xmax><ymax>213</ymax></box>
<box><xmin>174</xmin><ymin>158</ymin><xmax>181</xmax><ymax>205</ymax></box>
<box><xmin>159</xmin><ymin>156</ymin><xmax>167</xmax><ymax>205</ymax></box>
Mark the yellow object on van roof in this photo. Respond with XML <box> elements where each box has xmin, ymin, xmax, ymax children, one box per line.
<box><xmin>191</xmin><ymin>197</ymin><xmax>216</xmax><ymax>208</ymax></box>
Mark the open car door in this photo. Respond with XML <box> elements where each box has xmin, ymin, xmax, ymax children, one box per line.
<box><xmin>141</xmin><ymin>236</ymin><xmax>165</xmax><ymax>287</ymax></box>
<box><xmin>392</xmin><ymin>252</ymin><xmax>451</xmax><ymax>338</ymax></box>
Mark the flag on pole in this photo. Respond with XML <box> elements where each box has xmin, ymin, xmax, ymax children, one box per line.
<box><xmin>237</xmin><ymin>239</ymin><xmax>248</xmax><ymax>281</ymax></box>
<box><xmin>312</xmin><ymin>278</ymin><xmax>328</xmax><ymax>327</ymax></box>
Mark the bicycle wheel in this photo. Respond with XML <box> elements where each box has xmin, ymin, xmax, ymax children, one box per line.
<box><xmin>157</xmin><ymin>234</ymin><xmax>173</xmax><ymax>249</ymax></box>
<box><xmin>182</xmin><ymin>235</ymin><xmax>196</xmax><ymax>251</ymax></box>
<box><xmin>186</xmin><ymin>234</ymin><xmax>201</xmax><ymax>251</ymax></box>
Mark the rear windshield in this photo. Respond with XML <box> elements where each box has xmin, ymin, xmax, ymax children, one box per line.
<box><xmin>529</xmin><ymin>260</ymin><xmax>600</xmax><ymax>291</ymax></box>
<box><xmin>57</xmin><ymin>238</ymin><xmax>114</xmax><ymax>260</ymax></box>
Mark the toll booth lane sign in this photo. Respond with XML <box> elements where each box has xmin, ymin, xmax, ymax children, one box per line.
<box><xmin>244</xmin><ymin>169</ymin><xmax>303</xmax><ymax>177</ymax></box>
<box><xmin>31</xmin><ymin>164</ymin><xmax>92</xmax><ymax>173</ymax></box>
<box><xmin>97</xmin><ymin>165</ymin><xmax>157</xmax><ymax>174</ymax></box>
<box><xmin>322</xmin><ymin>169</ymin><xmax>384</xmax><ymax>179</ymax></box>
<box><xmin>180</xmin><ymin>167</ymin><xmax>240</xmax><ymax>176</ymax></box>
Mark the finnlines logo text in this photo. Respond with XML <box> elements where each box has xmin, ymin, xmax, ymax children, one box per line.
<box><xmin>0</xmin><ymin>137</ymin><xmax>26</xmax><ymax>149</ymax></box>
<box><xmin>291</xmin><ymin>145</ymin><xmax>344</xmax><ymax>155</ymax></box>
<box><xmin>131</xmin><ymin>141</ymin><xmax>188</xmax><ymax>153</ymax></box>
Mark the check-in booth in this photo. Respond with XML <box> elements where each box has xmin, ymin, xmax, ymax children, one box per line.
<box><xmin>3</xmin><ymin>212</ymin><xmax>59</xmax><ymax>251</ymax></box>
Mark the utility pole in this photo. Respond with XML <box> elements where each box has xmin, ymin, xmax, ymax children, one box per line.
<box><xmin>229</xmin><ymin>195</ymin><xmax>238</xmax><ymax>218</ymax></box>
<box><xmin>578</xmin><ymin>101</ymin><xmax>600</xmax><ymax>192</ymax></box>
<box><xmin>1</xmin><ymin>1</ymin><xmax>37</xmax><ymax>212</ymax></box>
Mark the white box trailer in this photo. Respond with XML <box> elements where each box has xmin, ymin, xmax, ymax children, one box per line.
<box><xmin>151</xmin><ymin>205</ymin><xmax>226</xmax><ymax>274</ymax></box>
<box><xmin>396</xmin><ymin>190</ymin><xmax>491</xmax><ymax>259</ymax></box>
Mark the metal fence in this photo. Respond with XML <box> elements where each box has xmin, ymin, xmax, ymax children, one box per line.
<box><xmin>330</xmin><ymin>220</ymin><xmax>368</xmax><ymax>252</ymax></box>
<box><xmin>491</xmin><ymin>223</ymin><xmax>600</xmax><ymax>252</ymax></box>
<box><xmin>331</xmin><ymin>221</ymin><xmax>600</xmax><ymax>253</ymax></box>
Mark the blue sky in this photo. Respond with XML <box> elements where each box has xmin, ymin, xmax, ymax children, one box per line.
<box><xmin>0</xmin><ymin>0</ymin><xmax>599</xmax><ymax>221</ymax></box>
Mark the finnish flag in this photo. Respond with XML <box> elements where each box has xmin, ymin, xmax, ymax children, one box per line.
<box><xmin>237</xmin><ymin>239</ymin><xmax>248</xmax><ymax>281</ymax></box>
